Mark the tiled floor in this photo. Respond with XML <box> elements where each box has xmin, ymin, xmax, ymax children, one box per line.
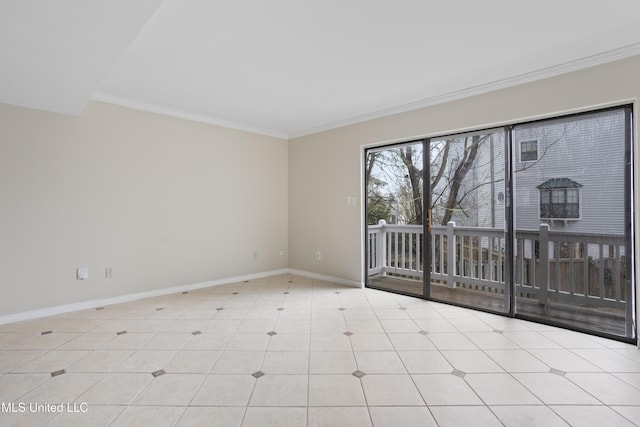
<box><xmin>1</xmin><ymin>274</ymin><xmax>639</xmax><ymax>426</ymax></box>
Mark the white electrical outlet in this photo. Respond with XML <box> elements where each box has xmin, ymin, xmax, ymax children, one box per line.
<box><xmin>315</xmin><ymin>251</ymin><xmax>322</xmax><ymax>261</ymax></box>
<box><xmin>105</xmin><ymin>267</ymin><xmax>113</xmax><ymax>279</ymax></box>
<box><xmin>76</xmin><ymin>267</ymin><xmax>89</xmax><ymax>280</ymax></box>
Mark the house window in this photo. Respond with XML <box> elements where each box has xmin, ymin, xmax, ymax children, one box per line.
<box><xmin>538</xmin><ymin>178</ymin><xmax>582</xmax><ymax>219</ymax></box>
<box><xmin>520</xmin><ymin>140</ymin><xmax>538</xmax><ymax>161</ymax></box>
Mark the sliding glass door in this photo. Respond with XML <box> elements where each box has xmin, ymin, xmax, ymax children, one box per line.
<box><xmin>428</xmin><ymin>129</ymin><xmax>509</xmax><ymax>313</ymax></box>
<box><xmin>365</xmin><ymin>141</ymin><xmax>426</xmax><ymax>298</ymax></box>
<box><xmin>365</xmin><ymin>105</ymin><xmax>635</xmax><ymax>341</ymax></box>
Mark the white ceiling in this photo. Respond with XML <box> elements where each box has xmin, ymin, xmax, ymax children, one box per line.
<box><xmin>2</xmin><ymin>0</ymin><xmax>640</xmax><ymax>138</ymax></box>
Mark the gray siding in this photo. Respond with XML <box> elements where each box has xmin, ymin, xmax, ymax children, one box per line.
<box><xmin>513</xmin><ymin>109</ymin><xmax>626</xmax><ymax>235</ymax></box>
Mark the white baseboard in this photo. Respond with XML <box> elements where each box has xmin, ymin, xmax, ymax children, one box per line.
<box><xmin>287</xmin><ymin>269</ymin><xmax>363</xmax><ymax>288</ymax></box>
<box><xmin>0</xmin><ymin>268</ymin><xmax>363</xmax><ymax>325</ymax></box>
<box><xmin>0</xmin><ymin>269</ymin><xmax>289</xmax><ymax>325</ymax></box>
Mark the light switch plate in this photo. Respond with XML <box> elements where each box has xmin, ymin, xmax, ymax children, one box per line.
<box><xmin>76</xmin><ymin>267</ymin><xmax>89</xmax><ymax>280</ymax></box>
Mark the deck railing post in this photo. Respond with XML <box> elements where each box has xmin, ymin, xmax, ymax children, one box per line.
<box><xmin>537</xmin><ymin>223</ymin><xmax>550</xmax><ymax>307</ymax></box>
<box><xmin>378</xmin><ymin>220</ymin><xmax>387</xmax><ymax>276</ymax></box>
<box><xmin>447</xmin><ymin>221</ymin><xmax>456</xmax><ymax>289</ymax></box>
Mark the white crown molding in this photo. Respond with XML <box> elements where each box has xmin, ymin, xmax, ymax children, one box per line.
<box><xmin>91</xmin><ymin>93</ymin><xmax>289</xmax><ymax>140</ymax></box>
<box><xmin>288</xmin><ymin>43</ymin><xmax>640</xmax><ymax>139</ymax></box>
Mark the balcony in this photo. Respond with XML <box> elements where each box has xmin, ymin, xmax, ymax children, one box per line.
<box><xmin>367</xmin><ymin>221</ymin><xmax>633</xmax><ymax>338</ymax></box>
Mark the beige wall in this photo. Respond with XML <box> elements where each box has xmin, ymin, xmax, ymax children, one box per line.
<box><xmin>288</xmin><ymin>55</ymin><xmax>640</xmax><ymax>306</ymax></box>
<box><xmin>0</xmin><ymin>101</ymin><xmax>288</xmax><ymax>316</ymax></box>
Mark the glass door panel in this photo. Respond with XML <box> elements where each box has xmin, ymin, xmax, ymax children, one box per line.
<box><xmin>365</xmin><ymin>142</ymin><xmax>425</xmax><ymax>297</ymax></box>
<box><xmin>513</xmin><ymin>108</ymin><xmax>635</xmax><ymax>340</ymax></box>
<box><xmin>428</xmin><ymin>130</ymin><xmax>509</xmax><ymax>313</ymax></box>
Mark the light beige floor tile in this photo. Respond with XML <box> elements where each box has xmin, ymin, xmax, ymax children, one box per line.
<box><xmin>274</xmin><ymin>319</ymin><xmax>311</xmax><ymax>333</ymax></box>
<box><xmin>345</xmin><ymin>319</ymin><xmax>385</xmax><ymax>333</ymax></box>
<box><xmin>484</xmin><ymin>349</ymin><xmax>550</xmax><ymax>372</ymax></box>
<box><xmin>397</xmin><ymin>351</ymin><xmax>452</xmax><ymax>374</ymax></box>
<box><xmin>354</xmin><ymin>351</ymin><xmax>406</xmax><ymax>374</ymax></box>
<box><xmin>242</xmin><ymin>407</ymin><xmax>307</xmax><ymax>427</ymax></box>
<box><xmin>412</xmin><ymin>318</ymin><xmax>458</xmax><ymax>333</ymax></box>
<box><xmin>369</xmin><ymin>407</ymin><xmax>437</xmax><ymax>427</ymax></box>
<box><xmin>611</xmin><ymin>406</ymin><xmax>640</xmax><ymax>426</ymax></box>
<box><xmin>310</xmin><ymin>351</ymin><xmax>357</xmax><ymax>374</ymax></box>
<box><xmin>502</xmin><ymin>331</ymin><xmax>563</xmax><ymax>349</ymax></box>
<box><xmin>249</xmin><ymin>374</ymin><xmax>308</xmax><ymax>406</ymax></box>
<box><xmin>0</xmin><ymin>350</ymin><xmax>45</xmax><ymax>372</ymax></box>
<box><xmin>449</xmin><ymin>318</ymin><xmax>494</xmax><ymax>332</ymax></box>
<box><xmin>236</xmin><ymin>319</ymin><xmax>276</xmax><ymax>334</ymax></box>
<box><xmin>527</xmin><ymin>349</ymin><xmax>601</xmax><ymax>372</ymax></box>
<box><xmin>262</xmin><ymin>351</ymin><xmax>309</xmax><ymax>374</ymax></box>
<box><xmin>210</xmin><ymin>350</ymin><xmax>265</xmax><ymax>374</ymax></box>
<box><xmin>491</xmin><ymin>405</ymin><xmax>570</xmax><ymax>427</ymax></box>
<box><xmin>361</xmin><ymin>374</ymin><xmax>424</xmax><ymax>406</ymax></box>
<box><xmin>311</xmin><ymin>320</ymin><xmax>347</xmax><ymax>334</ymax></box>
<box><xmin>140</xmin><ymin>333</ymin><xmax>192</xmax><ymax>350</ymax></box>
<box><xmin>412</xmin><ymin>373</ymin><xmax>483</xmax><ymax>405</ymax></box>
<box><xmin>380</xmin><ymin>319</ymin><xmax>420</xmax><ymax>333</ymax></box>
<box><xmin>190</xmin><ymin>374</ymin><xmax>255</xmax><ymax>406</ymax></box>
<box><xmin>550</xmin><ymin>405</ymin><xmax>636</xmax><ymax>427</ymax></box>
<box><xmin>67</xmin><ymin>350</ymin><xmax>134</xmax><ymax>373</ymax></box>
<box><xmin>175</xmin><ymin>407</ymin><xmax>245</xmax><ymax>427</ymax></box>
<box><xmin>350</xmin><ymin>333</ymin><xmax>394</xmax><ymax>351</ymax></box>
<box><xmin>164</xmin><ymin>350</ymin><xmax>219</xmax><ymax>373</ymax></box>
<box><xmin>464</xmin><ymin>331</ymin><xmax>521</xmax><ymax>349</ymax></box>
<box><xmin>79</xmin><ymin>373</ymin><xmax>152</xmax><ymax>404</ymax></box>
<box><xmin>45</xmin><ymin>405</ymin><xmax>125</xmax><ymax>427</ymax></box>
<box><xmin>308</xmin><ymin>407</ymin><xmax>372</xmax><ymax>427</ymax></box>
<box><xmin>308</xmin><ymin>374</ymin><xmax>366</xmax><ymax>406</ymax></box>
<box><xmin>267</xmin><ymin>333</ymin><xmax>310</xmax><ymax>351</ymax></box>
<box><xmin>430</xmin><ymin>406</ymin><xmax>503</xmax><ymax>427</ymax></box>
<box><xmin>0</xmin><ymin>373</ymin><xmax>50</xmax><ymax>401</ymax></box>
<box><xmin>566</xmin><ymin>372</ymin><xmax>640</xmax><ymax>405</ymax></box>
<box><xmin>309</xmin><ymin>334</ymin><xmax>352</xmax><ymax>351</ymax></box>
<box><xmin>202</xmin><ymin>319</ymin><xmax>241</xmax><ymax>334</ymax></box>
<box><xmin>373</xmin><ymin>308</ymin><xmax>410</xmax><ymax>320</ymax></box>
<box><xmin>57</xmin><ymin>333</ymin><xmax>116</xmax><ymax>350</ymax></box>
<box><xmin>110</xmin><ymin>406</ymin><xmax>185</xmax><ymax>427</ymax></box>
<box><xmin>183</xmin><ymin>333</ymin><xmax>232</xmax><ymax>350</ymax></box>
<box><xmin>465</xmin><ymin>373</ymin><xmax>541</xmax><ymax>405</ymax></box>
<box><xmin>20</xmin><ymin>373</ymin><xmax>104</xmax><ymax>403</ymax></box>
<box><xmin>427</xmin><ymin>333</ymin><xmax>478</xmax><ymax>350</ymax></box>
<box><xmin>613</xmin><ymin>372</ymin><xmax>640</xmax><ymax>389</ymax></box>
<box><xmin>388</xmin><ymin>333</ymin><xmax>435</xmax><ymax>350</ymax></box>
<box><xmin>441</xmin><ymin>350</ymin><xmax>504</xmax><ymax>373</ymax></box>
<box><xmin>225</xmin><ymin>333</ymin><xmax>271</xmax><ymax>351</ymax></box>
<box><xmin>100</xmin><ymin>333</ymin><xmax>155</xmax><ymax>350</ymax></box>
<box><xmin>539</xmin><ymin>330</ymin><xmax>607</xmax><ymax>349</ymax></box>
<box><xmin>113</xmin><ymin>350</ymin><xmax>176</xmax><ymax>373</ymax></box>
<box><xmin>513</xmin><ymin>372</ymin><xmax>601</xmax><ymax>404</ymax></box>
<box><xmin>132</xmin><ymin>373</ymin><xmax>205</xmax><ymax>405</ymax></box>
<box><xmin>14</xmin><ymin>350</ymin><xmax>92</xmax><ymax>373</ymax></box>
<box><xmin>571</xmin><ymin>348</ymin><xmax>640</xmax><ymax>372</ymax></box>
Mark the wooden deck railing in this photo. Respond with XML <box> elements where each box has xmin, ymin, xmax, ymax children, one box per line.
<box><xmin>368</xmin><ymin>220</ymin><xmax>629</xmax><ymax>313</ymax></box>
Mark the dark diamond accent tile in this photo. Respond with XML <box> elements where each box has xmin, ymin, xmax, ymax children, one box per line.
<box><xmin>41</xmin><ymin>330</ymin><xmax>53</xmax><ymax>335</ymax></box>
<box><xmin>334</xmin><ymin>292</ymin><xmax>341</xmax><ymax>294</ymax></box>
<box><xmin>277</xmin><ymin>308</ymin><xmax>285</xmax><ymax>311</ymax></box>
<box><xmin>96</xmin><ymin>307</ymin><xmax>104</xmax><ymax>310</ymax></box>
<box><xmin>116</xmin><ymin>330</ymin><xmax>127</xmax><ymax>335</ymax></box>
<box><xmin>151</xmin><ymin>369</ymin><xmax>166</xmax><ymax>378</ymax></box>
<box><xmin>232</xmin><ymin>292</ymin><xmax>239</xmax><ymax>295</ymax></box>
<box><xmin>451</xmin><ymin>369</ymin><xmax>467</xmax><ymax>378</ymax></box>
<box><xmin>343</xmin><ymin>331</ymin><xmax>354</xmax><ymax>336</ymax></box>
<box><xmin>338</xmin><ymin>307</ymin><xmax>346</xmax><ymax>311</ymax></box>
<box><xmin>418</xmin><ymin>330</ymin><xmax>429</xmax><ymax>335</ymax></box>
<box><xmin>352</xmin><ymin>370</ymin><xmax>366</xmax><ymax>378</ymax></box>
<box><xmin>243</xmin><ymin>281</ymin><xmax>250</xmax><ymax>283</ymax></box>
<box><xmin>182</xmin><ymin>291</ymin><xmax>189</xmax><ymax>295</ymax></box>
<box><xmin>283</xmin><ymin>291</ymin><xmax>290</xmax><ymax>294</ymax></box>
<box><xmin>216</xmin><ymin>307</ymin><xmax>224</xmax><ymax>311</ymax></box>
<box><xmin>493</xmin><ymin>329</ymin><xmax>504</xmax><ymax>334</ymax></box>
<box><xmin>288</xmin><ymin>280</ymin><xmax>293</xmax><ymax>283</ymax></box>
<box><xmin>192</xmin><ymin>331</ymin><xmax>202</xmax><ymax>336</ymax></box>
<box><xmin>398</xmin><ymin>307</ymin><xmax>407</xmax><ymax>310</ymax></box>
<box><xmin>51</xmin><ymin>369</ymin><xmax>66</xmax><ymax>377</ymax></box>
<box><xmin>267</xmin><ymin>331</ymin><xmax>278</xmax><ymax>336</ymax></box>
<box><xmin>156</xmin><ymin>307</ymin><xmax>164</xmax><ymax>311</ymax></box>
<box><xmin>550</xmin><ymin>368</ymin><xmax>566</xmax><ymax>376</ymax></box>
<box><xmin>252</xmin><ymin>371</ymin><xmax>265</xmax><ymax>378</ymax></box>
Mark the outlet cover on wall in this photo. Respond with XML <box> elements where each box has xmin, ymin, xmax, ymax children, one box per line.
<box><xmin>105</xmin><ymin>267</ymin><xmax>113</xmax><ymax>279</ymax></box>
<box><xmin>315</xmin><ymin>251</ymin><xmax>322</xmax><ymax>261</ymax></box>
<box><xmin>76</xmin><ymin>267</ymin><xmax>89</xmax><ymax>280</ymax></box>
